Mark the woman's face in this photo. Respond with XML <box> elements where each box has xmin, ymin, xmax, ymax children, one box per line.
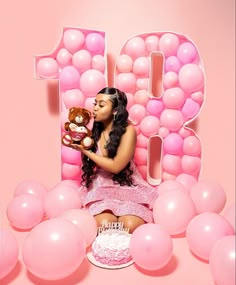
<box><xmin>93</xmin><ymin>93</ymin><xmax>114</xmax><ymax>123</ymax></box>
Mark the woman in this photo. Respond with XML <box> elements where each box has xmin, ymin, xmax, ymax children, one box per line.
<box><xmin>72</xmin><ymin>87</ymin><xmax>158</xmax><ymax>233</ymax></box>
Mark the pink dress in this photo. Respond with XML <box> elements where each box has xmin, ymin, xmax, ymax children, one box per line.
<box><xmin>79</xmin><ymin>149</ymin><xmax>158</xmax><ymax>223</ymax></box>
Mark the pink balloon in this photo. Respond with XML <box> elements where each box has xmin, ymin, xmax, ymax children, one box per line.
<box><xmin>134</xmin><ymin>147</ymin><xmax>147</xmax><ymax>166</ymax></box>
<box><xmin>177</xmin><ymin>42</ymin><xmax>197</xmax><ymax>64</ymax></box>
<box><xmin>59</xmin><ymin>66</ymin><xmax>80</xmax><ymax>91</ymax></box>
<box><xmin>160</xmin><ymin>109</ymin><xmax>184</xmax><ymax>131</ymax></box>
<box><xmin>0</xmin><ymin>229</ymin><xmax>19</xmax><ymax>279</ymax></box>
<box><xmin>124</xmin><ymin>36</ymin><xmax>146</xmax><ymax>58</ymax></box>
<box><xmin>157</xmin><ymin>180</ymin><xmax>188</xmax><ymax>195</ymax></box>
<box><xmin>56</xmin><ymin>48</ymin><xmax>72</xmax><ymax>67</ymax></box>
<box><xmin>44</xmin><ymin>184</ymin><xmax>82</xmax><ymax>218</ymax></box>
<box><xmin>159</xmin><ymin>33</ymin><xmax>180</xmax><ymax>57</ymax></box>
<box><xmin>139</xmin><ymin>116</ymin><xmax>160</xmax><ymax>137</ymax></box>
<box><xmin>14</xmin><ymin>179</ymin><xmax>48</xmax><ymax>201</ymax></box>
<box><xmin>162</xmin><ymin>87</ymin><xmax>185</xmax><ymax>109</ymax></box>
<box><xmin>137</xmin><ymin>133</ymin><xmax>149</xmax><ymax>148</ymax></box>
<box><xmin>92</xmin><ymin>55</ymin><xmax>105</xmax><ymax>72</ymax></box>
<box><xmin>163</xmin><ymin>71</ymin><xmax>178</xmax><ymax>88</ymax></box>
<box><xmin>186</xmin><ymin>212</ymin><xmax>234</xmax><ymax>260</ymax></box>
<box><xmin>130</xmin><ymin>223</ymin><xmax>173</xmax><ymax>270</ymax></box>
<box><xmin>179</xmin><ymin>63</ymin><xmax>204</xmax><ymax>93</ymax></box>
<box><xmin>133</xmin><ymin>56</ymin><xmax>150</xmax><ymax>76</ymax></box>
<box><xmin>85</xmin><ymin>32</ymin><xmax>104</xmax><ymax>54</ymax></box>
<box><xmin>72</xmin><ymin>49</ymin><xmax>92</xmax><ymax>73</ymax></box>
<box><xmin>80</xmin><ymin>69</ymin><xmax>106</xmax><ymax>97</ymax></box>
<box><xmin>134</xmin><ymin>90</ymin><xmax>149</xmax><ymax>106</ymax></box>
<box><xmin>163</xmin><ymin>133</ymin><xmax>183</xmax><ymax>155</ymax></box>
<box><xmin>165</xmin><ymin>56</ymin><xmax>181</xmax><ymax>73</ymax></box>
<box><xmin>61</xmin><ymin>145</ymin><xmax>82</xmax><ymax>165</ymax></box>
<box><xmin>7</xmin><ymin>194</ymin><xmax>45</xmax><ymax>229</ymax></box>
<box><xmin>136</xmin><ymin>78</ymin><xmax>149</xmax><ymax>90</ymax></box>
<box><xmin>223</xmin><ymin>204</ymin><xmax>235</xmax><ymax>232</ymax></box>
<box><xmin>60</xmin><ymin>209</ymin><xmax>97</xmax><ymax>247</ymax></box>
<box><xmin>22</xmin><ymin>218</ymin><xmax>86</xmax><ymax>280</ymax></box>
<box><xmin>153</xmin><ymin>190</ymin><xmax>196</xmax><ymax>235</ymax></box>
<box><xmin>37</xmin><ymin>57</ymin><xmax>59</xmax><ymax>79</ymax></box>
<box><xmin>162</xmin><ymin>154</ymin><xmax>182</xmax><ymax>175</ymax></box>
<box><xmin>63</xmin><ymin>29</ymin><xmax>85</xmax><ymax>54</ymax></box>
<box><xmin>129</xmin><ymin>104</ymin><xmax>147</xmax><ymax>124</ymax></box>
<box><xmin>182</xmin><ymin>98</ymin><xmax>200</xmax><ymax>120</ymax></box>
<box><xmin>145</xmin><ymin>35</ymin><xmax>159</xmax><ymax>52</ymax></box>
<box><xmin>116</xmin><ymin>54</ymin><xmax>133</xmax><ymax>72</ymax></box>
<box><xmin>63</xmin><ymin>88</ymin><xmax>85</xmax><ymax>109</ymax></box>
<box><xmin>209</xmin><ymin>235</ymin><xmax>235</xmax><ymax>285</ymax></box>
<box><xmin>176</xmin><ymin>173</ymin><xmax>197</xmax><ymax>192</ymax></box>
<box><xmin>62</xmin><ymin>163</ymin><xmax>81</xmax><ymax>180</ymax></box>
<box><xmin>183</xmin><ymin>135</ymin><xmax>201</xmax><ymax>156</ymax></box>
<box><xmin>115</xmin><ymin>72</ymin><xmax>136</xmax><ymax>93</ymax></box>
<box><xmin>190</xmin><ymin>180</ymin><xmax>226</xmax><ymax>214</ymax></box>
<box><xmin>146</xmin><ymin>99</ymin><xmax>163</xmax><ymax>116</ymax></box>
<box><xmin>181</xmin><ymin>155</ymin><xmax>201</xmax><ymax>175</ymax></box>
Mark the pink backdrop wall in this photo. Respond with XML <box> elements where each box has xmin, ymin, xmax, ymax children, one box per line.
<box><xmin>0</xmin><ymin>0</ymin><xmax>235</xmax><ymax>284</ymax></box>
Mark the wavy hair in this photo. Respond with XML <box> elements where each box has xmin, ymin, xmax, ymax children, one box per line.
<box><xmin>81</xmin><ymin>87</ymin><xmax>134</xmax><ymax>188</ymax></box>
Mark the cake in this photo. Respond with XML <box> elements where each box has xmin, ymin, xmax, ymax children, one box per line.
<box><xmin>91</xmin><ymin>222</ymin><xmax>132</xmax><ymax>266</ymax></box>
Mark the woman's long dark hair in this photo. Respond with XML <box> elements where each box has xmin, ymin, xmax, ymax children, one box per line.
<box><xmin>81</xmin><ymin>87</ymin><xmax>134</xmax><ymax>188</ymax></box>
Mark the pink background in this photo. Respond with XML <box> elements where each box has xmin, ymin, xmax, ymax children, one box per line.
<box><xmin>0</xmin><ymin>0</ymin><xmax>235</xmax><ymax>284</ymax></box>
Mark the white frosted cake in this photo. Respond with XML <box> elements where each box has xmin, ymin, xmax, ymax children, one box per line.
<box><xmin>91</xmin><ymin>222</ymin><xmax>132</xmax><ymax>266</ymax></box>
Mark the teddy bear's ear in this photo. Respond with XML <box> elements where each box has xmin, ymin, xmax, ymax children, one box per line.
<box><xmin>69</xmin><ymin>107</ymin><xmax>75</xmax><ymax>114</ymax></box>
<box><xmin>84</xmin><ymin>109</ymin><xmax>91</xmax><ymax>118</ymax></box>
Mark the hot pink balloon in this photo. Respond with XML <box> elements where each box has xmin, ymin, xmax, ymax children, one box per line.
<box><xmin>0</xmin><ymin>229</ymin><xmax>19</xmax><ymax>279</ymax></box>
<box><xmin>153</xmin><ymin>190</ymin><xmax>196</xmax><ymax>235</ymax></box>
<box><xmin>165</xmin><ymin>56</ymin><xmax>181</xmax><ymax>73</ymax></box>
<box><xmin>22</xmin><ymin>218</ymin><xmax>86</xmax><ymax>280</ymax></box>
<box><xmin>186</xmin><ymin>212</ymin><xmax>234</xmax><ymax>260</ymax></box>
<box><xmin>7</xmin><ymin>194</ymin><xmax>45</xmax><ymax>230</ymax></box>
<box><xmin>182</xmin><ymin>98</ymin><xmax>200</xmax><ymax>120</ymax></box>
<box><xmin>209</xmin><ymin>235</ymin><xmax>235</xmax><ymax>285</ymax></box>
<box><xmin>14</xmin><ymin>179</ymin><xmax>48</xmax><ymax>201</ymax></box>
<box><xmin>85</xmin><ymin>32</ymin><xmax>104</xmax><ymax>54</ymax></box>
<box><xmin>60</xmin><ymin>209</ymin><xmax>97</xmax><ymax>247</ymax></box>
<box><xmin>146</xmin><ymin>99</ymin><xmax>163</xmax><ymax>116</ymax></box>
<box><xmin>44</xmin><ymin>184</ymin><xmax>82</xmax><ymax>218</ymax></box>
<box><xmin>163</xmin><ymin>133</ymin><xmax>183</xmax><ymax>155</ymax></box>
<box><xmin>223</xmin><ymin>204</ymin><xmax>235</xmax><ymax>232</ymax></box>
<box><xmin>190</xmin><ymin>180</ymin><xmax>226</xmax><ymax>214</ymax></box>
<box><xmin>59</xmin><ymin>66</ymin><xmax>80</xmax><ymax>91</ymax></box>
<box><xmin>130</xmin><ymin>223</ymin><xmax>173</xmax><ymax>270</ymax></box>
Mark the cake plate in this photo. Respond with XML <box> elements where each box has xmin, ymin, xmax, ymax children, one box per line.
<box><xmin>87</xmin><ymin>252</ymin><xmax>134</xmax><ymax>269</ymax></box>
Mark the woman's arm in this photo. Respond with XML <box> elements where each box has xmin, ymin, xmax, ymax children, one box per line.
<box><xmin>73</xmin><ymin>125</ymin><xmax>137</xmax><ymax>174</ymax></box>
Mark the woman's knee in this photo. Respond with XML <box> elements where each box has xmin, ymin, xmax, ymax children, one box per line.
<box><xmin>94</xmin><ymin>212</ymin><xmax>118</xmax><ymax>227</ymax></box>
<box><xmin>118</xmin><ymin>215</ymin><xmax>145</xmax><ymax>233</ymax></box>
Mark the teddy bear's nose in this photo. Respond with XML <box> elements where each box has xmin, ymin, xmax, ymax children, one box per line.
<box><xmin>75</xmin><ymin>116</ymin><xmax>83</xmax><ymax>123</ymax></box>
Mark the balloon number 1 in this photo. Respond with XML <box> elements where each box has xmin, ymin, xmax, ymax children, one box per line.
<box><xmin>35</xmin><ymin>27</ymin><xmax>205</xmax><ymax>185</ymax></box>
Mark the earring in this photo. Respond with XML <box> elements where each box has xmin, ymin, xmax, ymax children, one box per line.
<box><xmin>113</xmin><ymin>114</ymin><xmax>116</xmax><ymax>121</ymax></box>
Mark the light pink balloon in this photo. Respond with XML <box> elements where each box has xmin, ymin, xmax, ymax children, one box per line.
<box><xmin>145</xmin><ymin>35</ymin><xmax>159</xmax><ymax>52</ymax></box>
<box><xmin>146</xmin><ymin>99</ymin><xmax>163</xmax><ymax>116</ymax></box>
<box><xmin>190</xmin><ymin>180</ymin><xmax>226</xmax><ymax>214</ymax></box>
<box><xmin>134</xmin><ymin>147</ymin><xmax>147</xmax><ymax>166</ymax></box>
<box><xmin>209</xmin><ymin>235</ymin><xmax>235</xmax><ymax>285</ymax></box>
<box><xmin>124</xmin><ymin>36</ymin><xmax>146</xmax><ymax>58</ymax></box>
<box><xmin>56</xmin><ymin>48</ymin><xmax>72</xmax><ymax>67</ymax></box>
<box><xmin>182</xmin><ymin>98</ymin><xmax>200</xmax><ymax>120</ymax></box>
<box><xmin>137</xmin><ymin>133</ymin><xmax>149</xmax><ymax>148</ymax></box>
<box><xmin>134</xmin><ymin>90</ymin><xmax>149</xmax><ymax>106</ymax></box>
<box><xmin>179</xmin><ymin>63</ymin><xmax>204</xmax><ymax>93</ymax></box>
<box><xmin>85</xmin><ymin>32</ymin><xmax>104</xmax><ymax>54</ymax></box>
<box><xmin>44</xmin><ymin>184</ymin><xmax>82</xmax><ymax>218</ymax></box>
<box><xmin>136</xmin><ymin>78</ymin><xmax>149</xmax><ymax>90</ymax></box>
<box><xmin>162</xmin><ymin>154</ymin><xmax>182</xmax><ymax>175</ymax></box>
<box><xmin>14</xmin><ymin>179</ymin><xmax>48</xmax><ymax>201</ymax></box>
<box><xmin>163</xmin><ymin>71</ymin><xmax>178</xmax><ymax>88</ymax></box>
<box><xmin>84</xmin><ymin>97</ymin><xmax>96</xmax><ymax>112</ymax></box>
<box><xmin>61</xmin><ymin>145</ymin><xmax>82</xmax><ymax>165</ymax></box>
<box><xmin>80</xmin><ymin>69</ymin><xmax>106</xmax><ymax>97</ymax></box>
<box><xmin>181</xmin><ymin>155</ymin><xmax>201</xmax><ymax>175</ymax></box>
<box><xmin>72</xmin><ymin>49</ymin><xmax>92</xmax><ymax>73</ymax></box>
<box><xmin>176</xmin><ymin>173</ymin><xmax>197</xmax><ymax>192</ymax></box>
<box><xmin>22</xmin><ymin>218</ymin><xmax>86</xmax><ymax>280</ymax></box>
<box><xmin>162</xmin><ymin>87</ymin><xmax>185</xmax><ymax>109</ymax></box>
<box><xmin>139</xmin><ymin>116</ymin><xmax>160</xmax><ymax>137</ymax></box>
<box><xmin>158</xmin><ymin>180</ymin><xmax>188</xmax><ymax>195</ymax></box>
<box><xmin>7</xmin><ymin>194</ymin><xmax>45</xmax><ymax>229</ymax></box>
<box><xmin>159</xmin><ymin>33</ymin><xmax>180</xmax><ymax>57</ymax></box>
<box><xmin>165</xmin><ymin>56</ymin><xmax>181</xmax><ymax>73</ymax></box>
<box><xmin>186</xmin><ymin>212</ymin><xmax>234</xmax><ymax>260</ymax></box>
<box><xmin>130</xmin><ymin>223</ymin><xmax>173</xmax><ymax>270</ymax></box>
<box><xmin>63</xmin><ymin>89</ymin><xmax>85</xmax><ymax>109</ymax></box>
<box><xmin>0</xmin><ymin>229</ymin><xmax>19</xmax><ymax>279</ymax></box>
<box><xmin>129</xmin><ymin>104</ymin><xmax>147</xmax><ymax>124</ymax></box>
<box><xmin>59</xmin><ymin>66</ymin><xmax>80</xmax><ymax>91</ymax></box>
<box><xmin>223</xmin><ymin>204</ymin><xmax>235</xmax><ymax>232</ymax></box>
<box><xmin>163</xmin><ymin>133</ymin><xmax>183</xmax><ymax>155</ymax></box>
<box><xmin>92</xmin><ymin>55</ymin><xmax>105</xmax><ymax>72</ymax></box>
<box><xmin>115</xmin><ymin>72</ymin><xmax>136</xmax><ymax>93</ymax></box>
<box><xmin>60</xmin><ymin>209</ymin><xmax>97</xmax><ymax>247</ymax></box>
<box><xmin>116</xmin><ymin>54</ymin><xmax>133</xmax><ymax>72</ymax></box>
<box><xmin>153</xmin><ymin>190</ymin><xmax>196</xmax><ymax>235</ymax></box>
<box><xmin>37</xmin><ymin>57</ymin><xmax>59</xmax><ymax>79</ymax></box>
<box><xmin>183</xmin><ymin>135</ymin><xmax>201</xmax><ymax>156</ymax></box>
<box><xmin>133</xmin><ymin>56</ymin><xmax>150</xmax><ymax>76</ymax></box>
<box><xmin>62</xmin><ymin>162</ymin><xmax>81</xmax><ymax>180</ymax></box>
<box><xmin>63</xmin><ymin>29</ymin><xmax>85</xmax><ymax>54</ymax></box>
<box><xmin>177</xmin><ymin>42</ymin><xmax>197</xmax><ymax>64</ymax></box>
<box><xmin>160</xmin><ymin>109</ymin><xmax>184</xmax><ymax>131</ymax></box>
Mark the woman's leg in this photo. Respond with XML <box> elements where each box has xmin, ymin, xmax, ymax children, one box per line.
<box><xmin>94</xmin><ymin>211</ymin><xmax>118</xmax><ymax>228</ymax></box>
<box><xmin>118</xmin><ymin>215</ymin><xmax>145</xmax><ymax>234</ymax></box>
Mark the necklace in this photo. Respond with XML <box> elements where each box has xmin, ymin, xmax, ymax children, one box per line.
<box><xmin>102</xmin><ymin>131</ymin><xmax>109</xmax><ymax>149</ymax></box>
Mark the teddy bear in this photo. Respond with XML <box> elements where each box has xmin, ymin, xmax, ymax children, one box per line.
<box><xmin>62</xmin><ymin>106</ymin><xmax>94</xmax><ymax>150</ymax></box>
